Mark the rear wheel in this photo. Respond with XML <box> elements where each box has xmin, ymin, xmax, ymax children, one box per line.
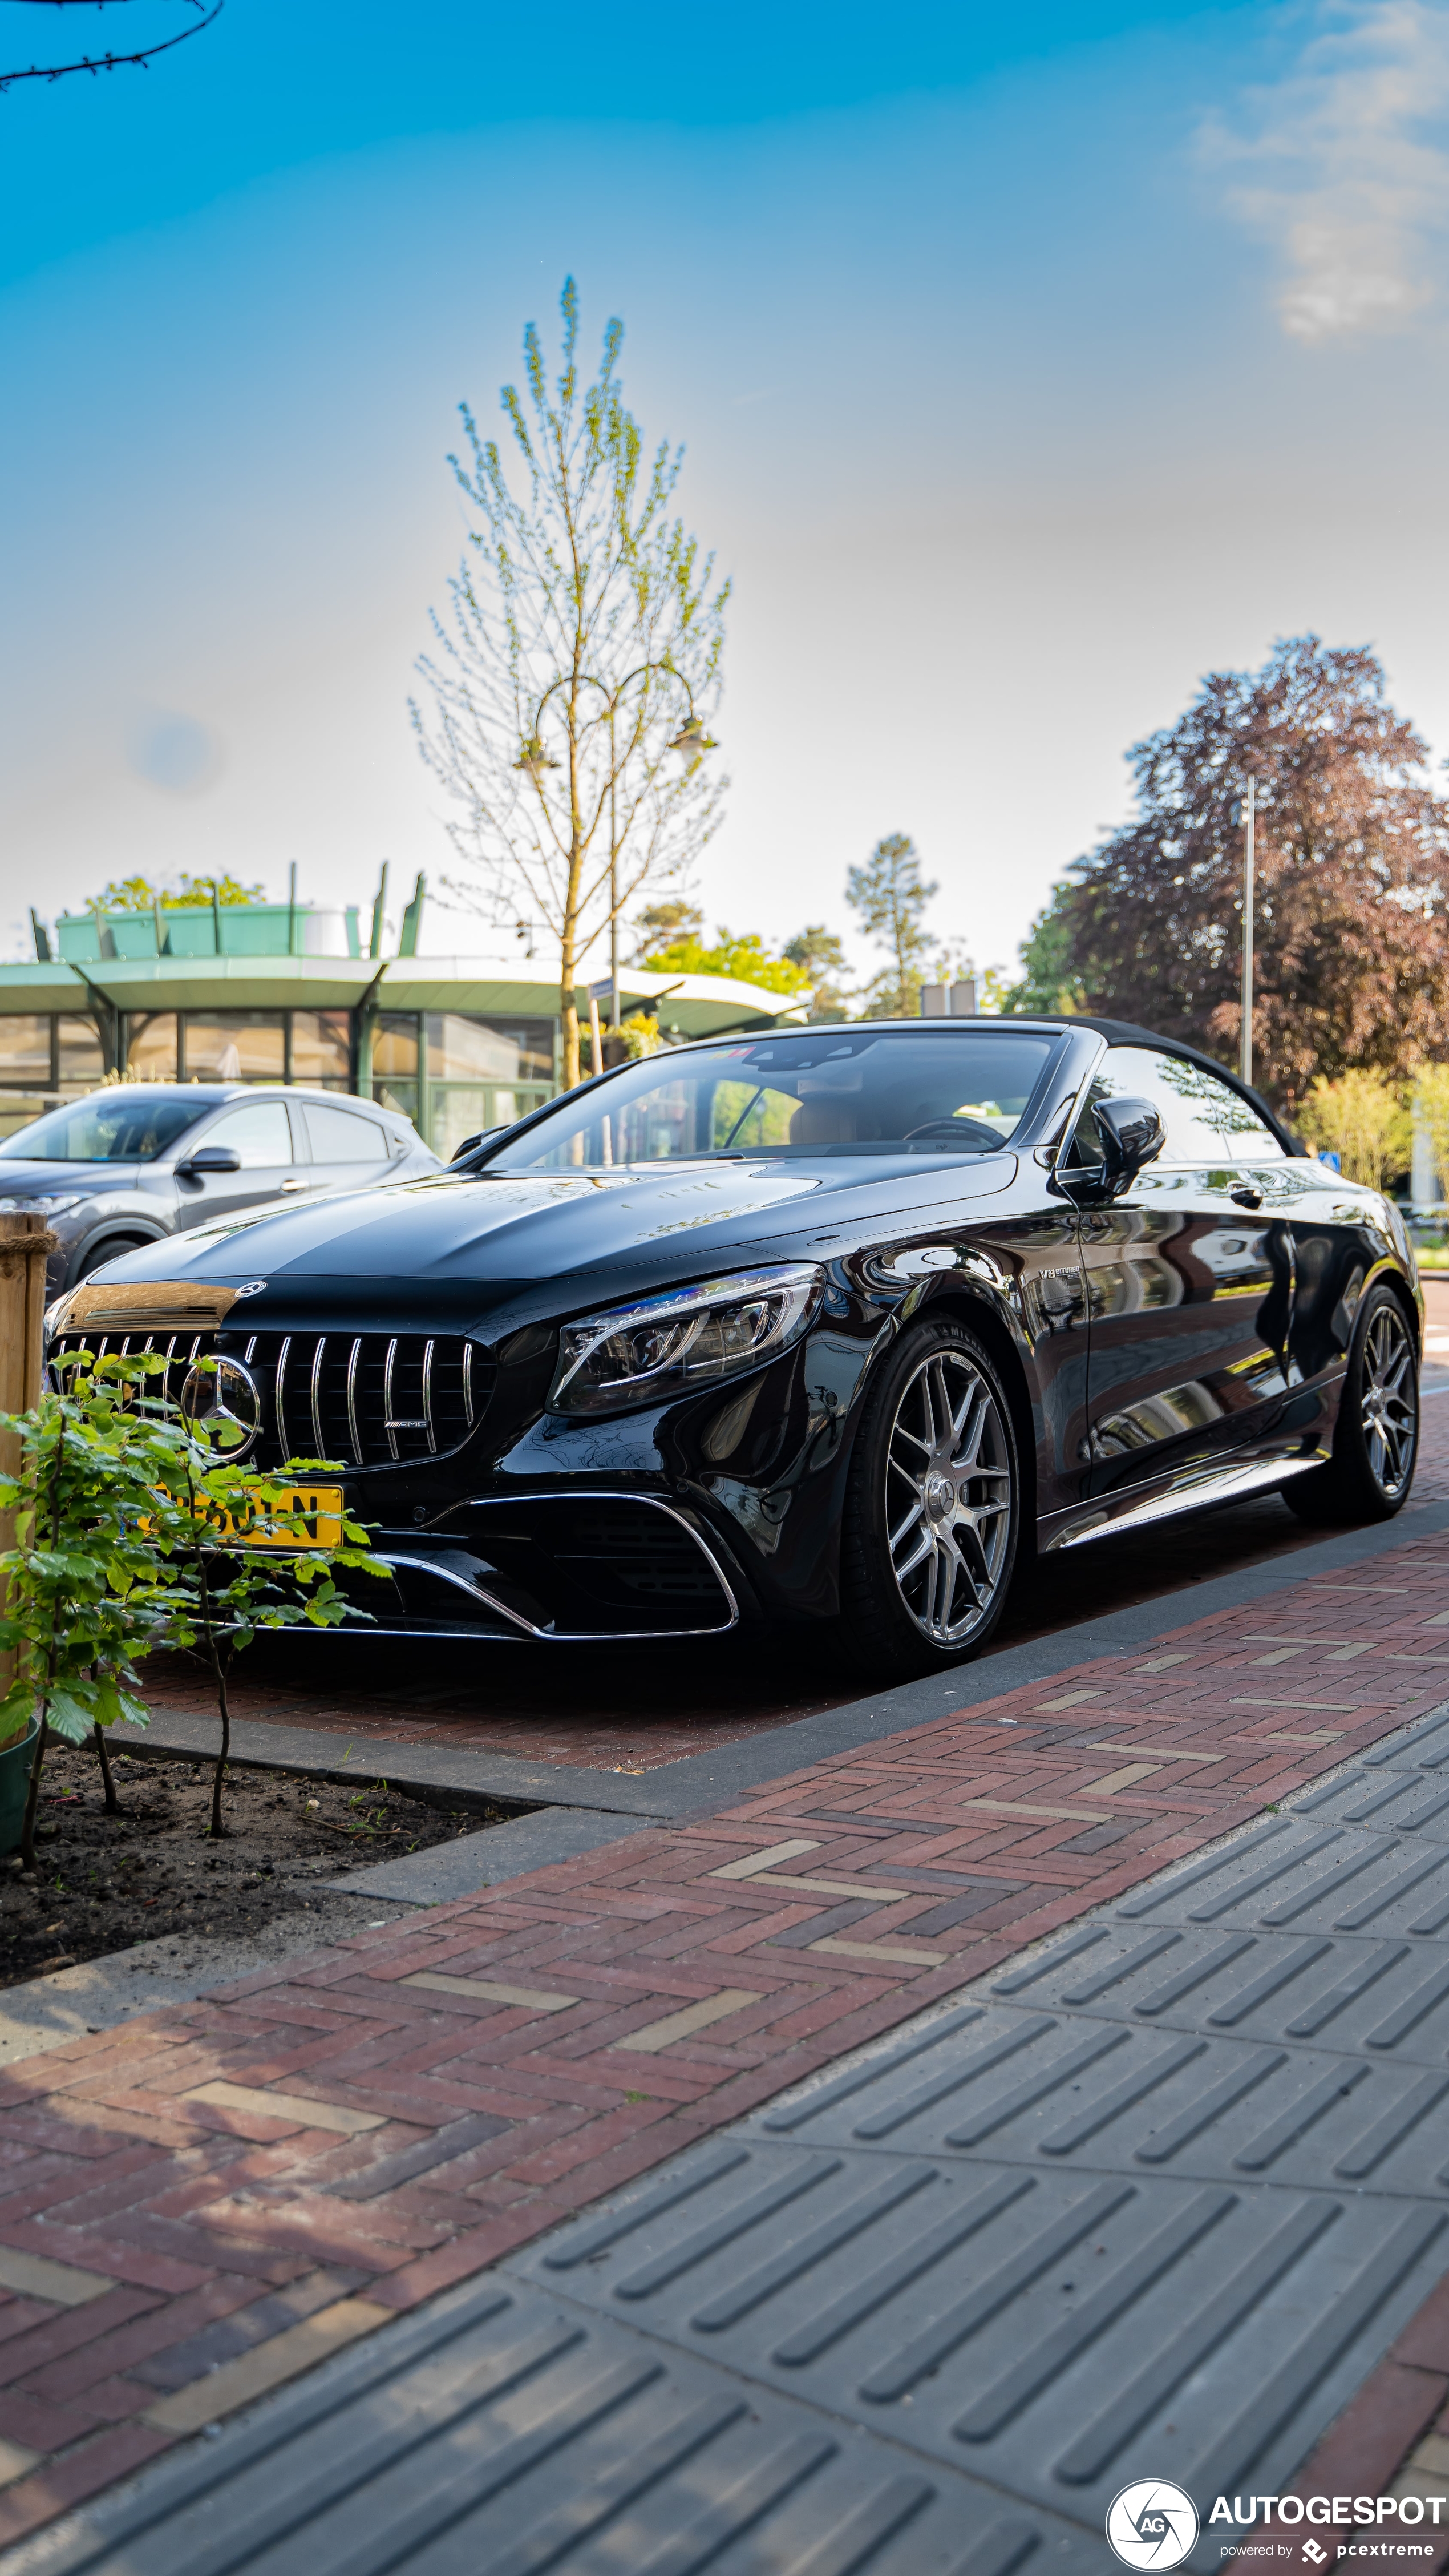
<box><xmin>1284</xmin><ymin>1282</ymin><xmax>1419</xmax><ymax>1526</ymax></box>
<box><xmin>839</xmin><ymin>1318</ymin><xmax>1021</xmax><ymax>1679</ymax></box>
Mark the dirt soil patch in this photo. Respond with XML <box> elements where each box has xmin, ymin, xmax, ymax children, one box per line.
<box><xmin>0</xmin><ymin>1743</ymin><xmax>523</xmax><ymax>1991</ymax></box>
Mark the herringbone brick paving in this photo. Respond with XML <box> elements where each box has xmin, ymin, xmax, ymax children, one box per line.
<box><xmin>2</xmin><ymin>1426</ymin><xmax>1449</xmax><ymax>2543</ymax></box>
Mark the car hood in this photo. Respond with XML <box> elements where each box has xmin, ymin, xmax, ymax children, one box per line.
<box><xmin>0</xmin><ymin>1162</ymin><xmax>135</xmax><ymax>1194</ymax></box>
<box><xmin>73</xmin><ymin>1154</ymin><xmax>1020</xmax><ymax>1326</ymax></box>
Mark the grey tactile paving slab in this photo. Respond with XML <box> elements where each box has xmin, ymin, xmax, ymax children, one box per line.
<box><xmin>2</xmin><ymin>2268</ymin><xmax>1091</xmax><ymax>2576</ymax></box>
<box><xmin>493</xmin><ymin>1697</ymin><xmax>1449</xmax><ymax>2569</ymax></box>
<box><xmin>23</xmin><ymin>1693</ymin><xmax>1449</xmax><ymax>2574</ymax></box>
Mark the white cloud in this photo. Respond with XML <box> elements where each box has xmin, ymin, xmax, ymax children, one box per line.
<box><xmin>1205</xmin><ymin>0</ymin><xmax>1449</xmax><ymax>340</ymax></box>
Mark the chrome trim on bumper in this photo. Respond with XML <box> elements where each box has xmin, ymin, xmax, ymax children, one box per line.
<box><xmin>377</xmin><ymin>1492</ymin><xmax>740</xmax><ymax>1641</ymax></box>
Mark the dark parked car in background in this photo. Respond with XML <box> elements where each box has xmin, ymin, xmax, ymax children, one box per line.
<box><xmin>1</xmin><ymin>1083</ymin><xmax>438</xmax><ymax>1293</ymax></box>
<box><xmin>47</xmin><ymin>1018</ymin><xmax>1422</xmax><ymax>1681</ymax></box>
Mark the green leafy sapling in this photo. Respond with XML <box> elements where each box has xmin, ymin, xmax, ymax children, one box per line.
<box><xmin>153</xmin><ymin>1385</ymin><xmax>384</xmax><ymax>1835</ymax></box>
<box><xmin>0</xmin><ymin>1348</ymin><xmax>384</xmax><ymax>1857</ymax></box>
<box><xmin>0</xmin><ymin>1352</ymin><xmax>185</xmax><ymax>1870</ymax></box>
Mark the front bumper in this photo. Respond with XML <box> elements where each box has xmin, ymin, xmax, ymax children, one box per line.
<box><xmin>362</xmin><ymin>1491</ymin><xmax>743</xmax><ymax>1641</ymax></box>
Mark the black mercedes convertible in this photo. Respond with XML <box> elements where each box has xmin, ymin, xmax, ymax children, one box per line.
<box><xmin>45</xmin><ymin>1016</ymin><xmax>1423</xmax><ymax>1681</ymax></box>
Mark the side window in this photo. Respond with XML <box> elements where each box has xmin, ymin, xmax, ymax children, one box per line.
<box><xmin>303</xmin><ymin>1102</ymin><xmax>390</xmax><ymax>1162</ymax></box>
<box><xmin>1203</xmin><ymin>1076</ymin><xmax>1286</xmax><ymax>1163</ymax></box>
<box><xmin>205</xmin><ymin>1100</ymin><xmax>293</xmax><ymax>1168</ymax></box>
<box><xmin>1090</xmin><ymin>1047</ymin><xmax>1284</xmax><ymax>1165</ymax></box>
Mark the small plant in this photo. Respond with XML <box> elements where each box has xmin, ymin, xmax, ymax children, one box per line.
<box><xmin>0</xmin><ymin>1352</ymin><xmax>180</xmax><ymax>1869</ymax></box>
<box><xmin>149</xmin><ymin>1388</ymin><xmax>384</xmax><ymax>1836</ymax></box>
<box><xmin>0</xmin><ymin>1348</ymin><xmax>385</xmax><ymax>1852</ymax></box>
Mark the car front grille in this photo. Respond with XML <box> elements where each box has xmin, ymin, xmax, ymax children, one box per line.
<box><xmin>50</xmin><ymin>1327</ymin><xmax>490</xmax><ymax>1473</ymax></box>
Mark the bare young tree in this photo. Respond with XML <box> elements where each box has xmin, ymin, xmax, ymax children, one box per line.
<box><xmin>412</xmin><ymin>280</ymin><xmax>730</xmax><ymax>1088</ymax></box>
<box><xmin>1</xmin><ymin>0</ymin><xmax>221</xmax><ymax>92</ymax></box>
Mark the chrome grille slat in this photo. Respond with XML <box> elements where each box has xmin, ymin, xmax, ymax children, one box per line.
<box><xmin>275</xmin><ymin>1335</ymin><xmax>293</xmax><ymax>1456</ymax></box>
<box><xmin>384</xmin><ymin>1338</ymin><xmax>399</xmax><ymax>1461</ymax></box>
<box><xmin>463</xmin><ymin>1342</ymin><xmax>475</xmax><ymax>1427</ymax></box>
<box><xmin>422</xmin><ymin>1339</ymin><xmax>436</xmax><ymax>1454</ymax></box>
<box><xmin>346</xmin><ymin>1338</ymin><xmax>363</xmax><ymax>1467</ymax></box>
<box><xmin>310</xmin><ymin>1336</ymin><xmax>327</xmax><ymax>1460</ymax></box>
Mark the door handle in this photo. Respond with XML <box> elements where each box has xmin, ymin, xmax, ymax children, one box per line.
<box><xmin>279</xmin><ymin>1178</ymin><xmax>307</xmax><ymax>1193</ymax></box>
<box><xmin>1229</xmin><ymin>1185</ymin><xmax>1264</xmax><ymax>1209</ymax></box>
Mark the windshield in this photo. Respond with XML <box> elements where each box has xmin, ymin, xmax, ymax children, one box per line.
<box><xmin>0</xmin><ymin>1094</ymin><xmax>215</xmax><ymax>1163</ymax></box>
<box><xmin>487</xmin><ymin>1029</ymin><xmax>1063</xmax><ymax>1173</ymax></box>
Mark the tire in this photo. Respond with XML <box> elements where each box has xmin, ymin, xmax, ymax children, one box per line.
<box><xmin>1284</xmin><ymin>1281</ymin><xmax>1419</xmax><ymax>1527</ymax></box>
<box><xmin>839</xmin><ymin>1316</ymin><xmax>1022</xmax><ymax>1681</ymax></box>
<box><xmin>74</xmin><ymin>1234</ymin><xmax>149</xmax><ymax>1283</ymax></box>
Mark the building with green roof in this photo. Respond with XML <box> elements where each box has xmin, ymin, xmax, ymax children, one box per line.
<box><xmin>2</xmin><ymin>873</ymin><xmax>804</xmax><ymax>1156</ymax></box>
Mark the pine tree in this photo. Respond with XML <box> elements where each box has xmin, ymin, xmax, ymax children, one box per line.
<box><xmin>847</xmin><ymin>834</ymin><xmax>938</xmax><ymax>1019</ymax></box>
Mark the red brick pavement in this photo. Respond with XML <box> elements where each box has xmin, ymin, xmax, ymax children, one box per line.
<box><xmin>4</xmin><ymin>1517</ymin><xmax>1449</xmax><ymax>2541</ymax></box>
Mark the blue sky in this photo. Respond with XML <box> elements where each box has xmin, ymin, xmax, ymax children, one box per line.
<box><xmin>4</xmin><ymin>0</ymin><xmax>1448</xmax><ymax>983</ymax></box>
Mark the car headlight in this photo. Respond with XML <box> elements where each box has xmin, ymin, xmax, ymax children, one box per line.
<box><xmin>549</xmin><ymin>1263</ymin><xmax>824</xmax><ymax>1417</ymax></box>
<box><xmin>0</xmin><ymin>1196</ymin><xmax>83</xmax><ymax>1218</ymax></box>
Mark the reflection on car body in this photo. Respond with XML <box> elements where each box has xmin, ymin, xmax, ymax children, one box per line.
<box><xmin>45</xmin><ymin>1016</ymin><xmax>1424</xmax><ymax>1683</ymax></box>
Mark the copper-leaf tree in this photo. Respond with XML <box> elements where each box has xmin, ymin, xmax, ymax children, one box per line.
<box><xmin>1011</xmin><ymin>636</ymin><xmax>1449</xmax><ymax>1112</ymax></box>
<box><xmin>412</xmin><ymin>280</ymin><xmax>730</xmax><ymax>1089</ymax></box>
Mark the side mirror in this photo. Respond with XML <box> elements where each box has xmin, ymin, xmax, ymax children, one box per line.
<box><xmin>176</xmin><ymin>1145</ymin><xmax>241</xmax><ymax>1177</ymax></box>
<box><xmin>450</xmin><ymin>1126</ymin><xmax>504</xmax><ymax>1165</ymax></box>
<box><xmin>1095</xmin><ymin>1097</ymin><xmax>1165</xmax><ymax>1188</ymax></box>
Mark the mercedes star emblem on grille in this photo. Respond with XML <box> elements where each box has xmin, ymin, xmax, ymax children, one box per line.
<box><xmin>180</xmin><ymin>1354</ymin><xmax>262</xmax><ymax>1459</ymax></box>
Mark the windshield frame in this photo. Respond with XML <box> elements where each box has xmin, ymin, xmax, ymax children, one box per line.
<box><xmin>0</xmin><ymin>1089</ymin><xmax>228</xmax><ymax>1165</ymax></box>
<box><xmin>476</xmin><ymin>1023</ymin><xmax>1080</xmax><ymax>1177</ymax></box>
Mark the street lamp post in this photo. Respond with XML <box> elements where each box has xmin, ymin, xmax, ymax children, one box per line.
<box><xmin>1240</xmin><ymin>778</ymin><xmax>1256</xmax><ymax>1089</ymax></box>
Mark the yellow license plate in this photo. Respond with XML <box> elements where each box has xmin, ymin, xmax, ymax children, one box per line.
<box><xmin>214</xmin><ymin>1483</ymin><xmax>345</xmax><ymax>1549</ymax></box>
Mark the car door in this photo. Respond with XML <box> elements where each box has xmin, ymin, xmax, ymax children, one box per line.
<box><xmin>1072</xmin><ymin>1045</ymin><xmax>1298</xmax><ymax>1505</ymax></box>
<box><xmin>297</xmin><ymin>1098</ymin><xmax>395</xmax><ymax>1197</ymax></box>
<box><xmin>172</xmin><ymin>1095</ymin><xmax>305</xmax><ymax>1228</ymax></box>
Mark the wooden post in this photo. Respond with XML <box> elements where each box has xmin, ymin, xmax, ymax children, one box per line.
<box><xmin>0</xmin><ymin>1216</ymin><xmax>55</xmax><ymax>1726</ymax></box>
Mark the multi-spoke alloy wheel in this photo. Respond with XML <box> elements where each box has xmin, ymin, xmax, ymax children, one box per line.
<box><xmin>886</xmin><ymin>1347</ymin><xmax>1014</xmax><ymax>1645</ymax></box>
<box><xmin>1359</xmin><ymin>1298</ymin><xmax>1417</xmax><ymax>1498</ymax></box>
<box><xmin>841</xmin><ymin>1318</ymin><xmax>1022</xmax><ymax>1677</ymax></box>
<box><xmin>1286</xmin><ymin>1281</ymin><xmax>1419</xmax><ymax>1528</ymax></box>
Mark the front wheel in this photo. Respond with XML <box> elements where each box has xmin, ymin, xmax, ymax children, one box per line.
<box><xmin>839</xmin><ymin>1318</ymin><xmax>1021</xmax><ymax>1681</ymax></box>
<box><xmin>1284</xmin><ymin>1282</ymin><xmax>1419</xmax><ymax>1526</ymax></box>
<box><xmin>74</xmin><ymin>1234</ymin><xmax>150</xmax><ymax>1282</ymax></box>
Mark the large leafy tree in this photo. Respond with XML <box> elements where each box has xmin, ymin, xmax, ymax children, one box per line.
<box><xmin>1012</xmin><ymin>637</ymin><xmax>1449</xmax><ymax>1109</ymax></box>
<box><xmin>637</xmin><ymin>923</ymin><xmax>810</xmax><ymax>999</ymax></box>
<box><xmin>413</xmin><ymin>281</ymin><xmax>729</xmax><ymax>1088</ymax></box>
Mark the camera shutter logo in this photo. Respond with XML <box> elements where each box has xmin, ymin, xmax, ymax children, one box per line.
<box><xmin>1106</xmin><ymin>2480</ymin><xmax>1200</xmax><ymax>2571</ymax></box>
<box><xmin>180</xmin><ymin>1355</ymin><xmax>262</xmax><ymax>1461</ymax></box>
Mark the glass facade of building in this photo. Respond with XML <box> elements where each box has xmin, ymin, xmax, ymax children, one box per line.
<box><xmin>0</xmin><ymin>1002</ymin><xmax>557</xmax><ymax>1148</ymax></box>
<box><xmin>122</xmin><ymin>1009</ymin><xmax>351</xmax><ymax>1087</ymax></box>
<box><xmin>369</xmin><ymin>1012</ymin><xmax>554</xmax><ymax>1157</ymax></box>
